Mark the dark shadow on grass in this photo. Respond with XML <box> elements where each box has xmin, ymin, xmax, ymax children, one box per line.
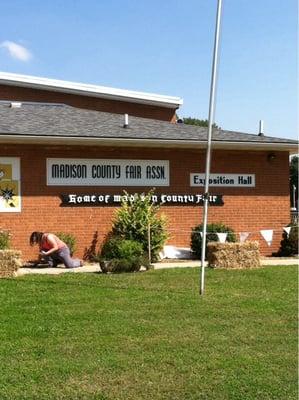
<box><xmin>2</xmin><ymin>273</ymin><xmax>197</xmax><ymax>295</ymax></box>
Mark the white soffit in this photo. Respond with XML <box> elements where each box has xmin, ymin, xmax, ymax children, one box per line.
<box><xmin>0</xmin><ymin>71</ymin><xmax>183</xmax><ymax>109</ymax></box>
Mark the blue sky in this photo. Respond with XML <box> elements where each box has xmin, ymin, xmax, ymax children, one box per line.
<box><xmin>0</xmin><ymin>0</ymin><xmax>297</xmax><ymax>139</ymax></box>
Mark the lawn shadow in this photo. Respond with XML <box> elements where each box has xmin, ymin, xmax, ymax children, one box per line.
<box><xmin>3</xmin><ymin>272</ymin><xmax>191</xmax><ymax>295</ymax></box>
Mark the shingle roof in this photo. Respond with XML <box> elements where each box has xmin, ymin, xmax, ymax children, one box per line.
<box><xmin>0</xmin><ymin>102</ymin><xmax>297</xmax><ymax>150</ymax></box>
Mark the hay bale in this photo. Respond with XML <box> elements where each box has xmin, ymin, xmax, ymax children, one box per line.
<box><xmin>0</xmin><ymin>250</ymin><xmax>22</xmax><ymax>278</ymax></box>
<box><xmin>207</xmin><ymin>241</ymin><xmax>260</xmax><ymax>269</ymax></box>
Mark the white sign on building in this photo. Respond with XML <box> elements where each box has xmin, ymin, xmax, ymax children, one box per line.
<box><xmin>190</xmin><ymin>173</ymin><xmax>255</xmax><ymax>187</ymax></box>
<box><xmin>47</xmin><ymin>158</ymin><xmax>169</xmax><ymax>186</ymax></box>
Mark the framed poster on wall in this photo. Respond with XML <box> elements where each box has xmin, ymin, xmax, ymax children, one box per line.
<box><xmin>0</xmin><ymin>157</ymin><xmax>21</xmax><ymax>212</ymax></box>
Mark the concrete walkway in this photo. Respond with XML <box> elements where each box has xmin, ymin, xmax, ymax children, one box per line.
<box><xmin>16</xmin><ymin>257</ymin><xmax>298</xmax><ymax>276</ymax></box>
<box><xmin>153</xmin><ymin>257</ymin><xmax>298</xmax><ymax>269</ymax></box>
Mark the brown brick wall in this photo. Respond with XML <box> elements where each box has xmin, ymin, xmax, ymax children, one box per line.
<box><xmin>0</xmin><ymin>144</ymin><xmax>290</xmax><ymax>260</ymax></box>
<box><xmin>0</xmin><ymin>84</ymin><xmax>177</xmax><ymax>122</ymax></box>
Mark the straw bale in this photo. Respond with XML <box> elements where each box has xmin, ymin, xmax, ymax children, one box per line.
<box><xmin>0</xmin><ymin>250</ymin><xmax>22</xmax><ymax>278</ymax></box>
<box><xmin>207</xmin><ymin>241</ymin><xmax>260</xmax><ymax>269</ymax></box>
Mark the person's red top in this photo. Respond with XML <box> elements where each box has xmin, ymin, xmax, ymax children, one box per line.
<box><xmin>41</xmin><ymin>233</ymin><xmax>67</xmax><ymax>251</ymax></box>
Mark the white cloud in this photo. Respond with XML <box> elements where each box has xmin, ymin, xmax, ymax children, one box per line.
<box><xmin>0</xmin><ymin>40</ymin><xmax>32</xmax><ymax>62</ymax></box>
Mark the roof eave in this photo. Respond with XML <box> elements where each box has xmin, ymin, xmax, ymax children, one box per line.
<box><xmin>0</xmin><ymin>134</ymin><xmax>297</xmax><ymax>153</ymax></box>
<box><xmin>0</xmin><ymin>72</ymin><xmax>183</xmax><ymax>109</ymax></box>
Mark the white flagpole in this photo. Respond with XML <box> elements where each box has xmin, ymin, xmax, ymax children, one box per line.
<box><xmin>200</xmin><ymin>0</ymin><xmax>223</xmax><ymax>295</ymax></box>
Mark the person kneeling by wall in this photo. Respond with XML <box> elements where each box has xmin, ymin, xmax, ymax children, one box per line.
<box><xmin>30</xmin><ymin>231</ymin><xmax>83</xmax><ymax>268</ymax></box>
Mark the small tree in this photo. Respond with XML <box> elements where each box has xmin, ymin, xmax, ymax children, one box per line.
<box><xmin>277</xmin><ymin>224</ymin><xmax>298</xmax><ymax>256</ymax></box>
<box><xmin>112</xmin><ymin>190</ymin><xmax>169</xmax><ymax>262</ymax></box>
<box><xmin>290</xmin><ymin>156</ymin><xmax>298</xmax><ymax>209</ymax></box>
<box><xmin>182</xmin><ymin>117</ymin><xmax>221</xmax><ymax>129</ymax></box>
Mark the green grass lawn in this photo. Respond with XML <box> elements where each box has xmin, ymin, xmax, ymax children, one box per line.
<box><xmin>0</xmin><ymin>265</ymin><xmax>297</xmax><ymax>400</ymax></box>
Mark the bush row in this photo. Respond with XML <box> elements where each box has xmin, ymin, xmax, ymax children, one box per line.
<box><xmin>1</xmin><ymin>204</ymin><xmax>298</xmax><ymax>274</ymax></box>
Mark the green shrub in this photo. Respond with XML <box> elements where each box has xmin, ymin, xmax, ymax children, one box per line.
<box><xmin>101</xmin><ymin>237</ymin><xmax>144</xmax><ymax>260</ymax></box>
<box><xmin>112</xmin><ymin>190</ymin><xmax>168</xmax><ymax>262</ymax></box>
<box><xmin>277</xmin><ymin>224</ymin><xmax>298</xmax><ymax>256</ymax></box>
<box><xmin>99</xmin><ymin>237</ymin><xmax>149</xmax><ymax>273</ymax></box>
<box><xmin>191</xmin><ymin>222</ymin><xmax>237</xmax><ymax>259</ymax></box>
<box><xmin>55</xmin><ymin>232</ymin><xmax>76</xmax><ymax>256</ymax></box>
<box><xmin>100</xmin><ymin>257</ymin><xmax>145</xmax><ymax>273</ymax></box>
<box><xmin>0</xmin><ymin>230</ymin><xmax>10</xmax><ymax>250</ymax></box>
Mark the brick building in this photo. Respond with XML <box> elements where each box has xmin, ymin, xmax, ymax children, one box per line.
<box><xmin>0</xmin><ymin>72</ymin><xmax>297</xmax><ymax>260</ymax></box>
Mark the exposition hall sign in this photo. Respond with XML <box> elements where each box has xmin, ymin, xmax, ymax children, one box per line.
<box><xmin>190</xmin><ymin>173</ymin><xmax>255</xmax><ymax>187</ymax></box>
<box><xmin>47</xmin><ymin>158</ymin><xmax>169</xmax><ymax>186</ymax></box>
<box><xmin>60</xmin><ymin>193</ymin><xmax>224</xmax><ymax>207</ymax></box>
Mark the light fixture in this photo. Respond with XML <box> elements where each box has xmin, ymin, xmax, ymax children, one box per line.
<box><xmin>267</xmin><ymin>153</ymin><xmax>276</xmax><ymax>162</ymax></box>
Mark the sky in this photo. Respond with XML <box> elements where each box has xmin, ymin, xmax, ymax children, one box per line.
<box><xmin>0</xmin><ymin>0</ymin><xmax>298</xmax><ymax>140</ymax></box>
